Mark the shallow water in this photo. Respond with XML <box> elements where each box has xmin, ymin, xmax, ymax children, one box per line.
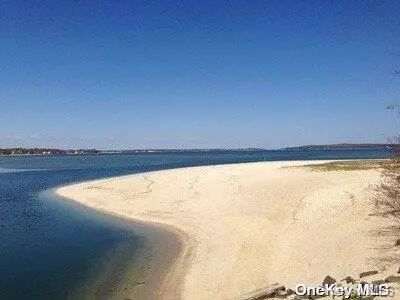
<box><xmin>0</xmin><ymin>150</ymin><xmax>391</xmax><ymax>299</ymax></box>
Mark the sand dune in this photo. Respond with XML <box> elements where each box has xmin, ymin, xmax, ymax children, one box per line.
<box><xmin>56</xmin><ymin>160</ymin><xmax>393</xmax><ymax>299</ymax></box>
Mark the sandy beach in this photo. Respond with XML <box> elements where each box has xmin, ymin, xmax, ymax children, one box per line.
<box><xmin>56</xmin><ymin>160</ymin><xmax>395</xmax><ymax>299</ymax></box>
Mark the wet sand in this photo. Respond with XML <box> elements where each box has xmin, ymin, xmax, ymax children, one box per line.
<box><xmin>51</xmin><ymin>192</ymin><xmax>185</xmax><ymax>300</ymax></box>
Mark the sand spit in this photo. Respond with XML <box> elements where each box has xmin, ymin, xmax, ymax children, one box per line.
<box><xmin>57</xmin><ymin>160</ymin><xmax>394</xmax><ymax>299</ymax></box>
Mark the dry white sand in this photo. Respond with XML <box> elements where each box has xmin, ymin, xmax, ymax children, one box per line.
<box><xmin>56</xmin><ymin>160</ymin><xmax>394</xmax><ymax>299</ymax></box>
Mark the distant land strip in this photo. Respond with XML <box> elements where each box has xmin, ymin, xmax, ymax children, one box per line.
<box><xmin>0</xmin><ymin>148</ymin><xmax>100</xmax><ymax>155</ymax></box>
<box><xmin>281</xmin><ymin>143</ymin><xmax>395</xmax><ymax>150</ymax></box>
<box><xmin>0</xmin><ymin>144</ymin><xmax>395</xmax><ymax>156</ymax></box>
<box><xmin>0</xmin><ymin>148</ymin><xmax>265</xmax><ymax>155</ymax></box>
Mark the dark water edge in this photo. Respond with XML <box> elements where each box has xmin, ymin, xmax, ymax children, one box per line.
<box><xmin>46</xmin><ymin>190</ymin><xmax>183</xmax><ymax>300</ymax></box>
<box><xmin>0</xmin><ymin>149</ymin><xmax>393</xmax><ymax>299</ymax></box>
<box><xmin>39</xmin><ymin>190</ymin><xmax>182</xmax><ymax>300</ymax></box>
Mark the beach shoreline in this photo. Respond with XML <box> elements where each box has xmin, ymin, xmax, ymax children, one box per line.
<box><xmin>56</xmin><ymin>160</ymin><xmax>394</xmax><ymax>299</ymax></box>
<box><xmin>50</xmin><ymin>190</ymin><xmax>187</xmax><ymax>299</ymax></box>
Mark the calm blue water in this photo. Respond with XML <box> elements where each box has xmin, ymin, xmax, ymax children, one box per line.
<box><xmin>0</xmin><ymin>150</ymin><xmax>391</xmax><ymax>299</ymax></box>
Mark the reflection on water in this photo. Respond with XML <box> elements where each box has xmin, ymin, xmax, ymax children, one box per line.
<box><xmin>0</xmin><ymin>150</ymin><xmax>391</xmax><ymax>299</ymax></box>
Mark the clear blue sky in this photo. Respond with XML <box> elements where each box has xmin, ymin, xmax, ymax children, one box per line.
<box><xmin>1</xmin><ymin>1</ymin><xmax>399</xmax><ymax>149</ymax></box>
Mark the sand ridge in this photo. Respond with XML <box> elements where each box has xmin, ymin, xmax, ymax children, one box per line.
<box><xmin>56</xmin><ymin>160</ymin><xmax>391</xmax><ymax>299</ymax></box>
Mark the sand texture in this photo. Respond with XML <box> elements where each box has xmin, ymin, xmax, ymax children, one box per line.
<box><xmin>57</xmin><ymin>161</ymin><xmax>393</xmax><ymax>299</ymax></box>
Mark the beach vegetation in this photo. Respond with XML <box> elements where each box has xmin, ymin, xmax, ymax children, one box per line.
<box><xmin>295</xmin><ymin>160</ymin><xmax>387</xmax><ymax>172</ymax></box>
<box><xmin>374</xmin><ymin>145</ymin><xmax>400</xmax><ymax>219</ymax></box>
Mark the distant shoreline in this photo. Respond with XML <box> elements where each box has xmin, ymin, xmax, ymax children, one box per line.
<box><xmin>281</xmin><ymin>143</ymin><xmax>394</xmax><ymax>150</ymax></box>
<box><xmin>0</xmin><ymin>145</ymin><xmax>393</xmax><ymax>156</ymax></box>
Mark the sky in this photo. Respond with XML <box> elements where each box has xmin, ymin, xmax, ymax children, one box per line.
<box><xmin>1</xmin><ymin>0</ymin><xmax>400</xmax><ymax>149</ymax></box>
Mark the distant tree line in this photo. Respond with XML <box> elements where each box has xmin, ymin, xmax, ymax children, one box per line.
<box><xmin>0</xmin><ymin>148</ymin><xmax>99</xmax><ymax>155</ymax></box>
